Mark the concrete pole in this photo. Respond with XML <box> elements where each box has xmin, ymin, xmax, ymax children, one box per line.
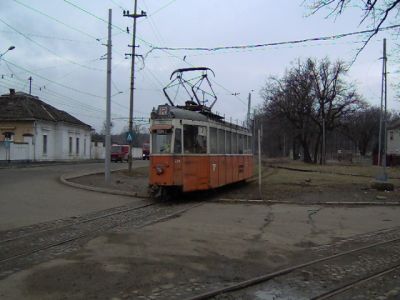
<box><xmin>105</xmin><ymin>9</ymin><xmax>112</xmax><ymax>183</ymax></box>
<box><xmin>382</xmin><ymin>38</ymin><xmax>388</xmax><ymax>180</ymax></box>
<box><xmin>377</xmin><ymin>40</ymin><xmax>385</xmax><ymax>167</ymax></box>
<box><xmin>258</xmin><ymin>128</ymin><xmax>262</xmax><ymax>199</ymax></box>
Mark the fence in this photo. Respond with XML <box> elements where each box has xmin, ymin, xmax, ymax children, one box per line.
<box><xmin>0</xmin><ymin>141</ymin><xmax>31</xmax><ymax>161</ymax></box>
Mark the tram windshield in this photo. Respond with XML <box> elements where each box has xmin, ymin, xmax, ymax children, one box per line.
<box><xmin>152</xmin><ymin>129</ymin><xmax>172</xmax><ymax>154</ymax></box>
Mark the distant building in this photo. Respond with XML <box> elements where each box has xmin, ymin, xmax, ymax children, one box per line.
<box><xmin>0</xmin><ymin>89</ymin><xmax>92</xmax><ymax>161</ymax></box>
<box><xmin>387</xmin><ymin>120</ymin><xmax>400</xmax><ymax>166</ymax></box>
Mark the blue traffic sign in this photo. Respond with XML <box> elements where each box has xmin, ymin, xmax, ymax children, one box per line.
<box><xmin>126</xmin><ymin>131</ymin><xmax>134</xmax><ymax>143</ymax></box>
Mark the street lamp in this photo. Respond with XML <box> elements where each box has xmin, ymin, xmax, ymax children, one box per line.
<box><xmin>0</xmin><ymin>46</ymin><xmax>15</xmax><ymax>59</ymax></box>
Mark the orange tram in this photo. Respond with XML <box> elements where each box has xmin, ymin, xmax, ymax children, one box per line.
<box><xmin>149</xmin><ymin>67</ymin><xmax>254</xmax><ymax>199</ymax></box>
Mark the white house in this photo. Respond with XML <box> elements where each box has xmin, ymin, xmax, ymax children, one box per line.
<box><xmin>0</xmin><ymin>90</ymin><xmax>92</xmax><ymax>161</ymax></box>
<box><xmin>387</xmin><ymin>120</ymin><xmax>400</xmax><ymax>166</ymax></box>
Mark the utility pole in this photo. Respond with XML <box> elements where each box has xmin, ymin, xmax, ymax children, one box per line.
<box><xmin>123</xmin><ymin>2</ymin><xmax>146</xmax><ymax>173</ymax></box>
<box><xmin>258</xmin><ymin>127</ymin><xmax>262</xmax><ymax>199</ymax></box>
<box><xmin>247</xmin><ymin>92</ymin><xmax>251</xmax><ymax>129</ymax></box>
<box><xmin>105</xmin><ymin>9</ymin><xmax>112</xmax><ymax>183</ymax></box>
<box><xmin>382</xmin><ymin>38</ymin><xmax>388</xmax><ymax>180</ymax></box>
<box><xmin>28</xmin><ymin>76</ymin><xmax>32</xmax><ymax>94</ymax></box>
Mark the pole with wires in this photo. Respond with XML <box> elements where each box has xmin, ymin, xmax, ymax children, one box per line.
<box><xmin>123</xmin><ymin>2</ymin><xmax>146</xmax><ymax>174</ymax></box>
<box><xmin>105</xmin><ymin>9</ymin><xmax>112</xmax><ymax>183</ymax></box>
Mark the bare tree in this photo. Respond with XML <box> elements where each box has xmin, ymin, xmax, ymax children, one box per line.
<box><xmin>306</xmin><ymin>0</ymin><xmax>400</xmax><ymax>55</ymax></box>
<box><xmin>261</xmin><ymin>57</ymin><xmax>363</xmax><ymax>163</ymax></box>
<box><xmin>340</xmin><ymin>105</ymin><xmax>380</xmax><ymax>156</ymax></box>
<box><xmin>308</xmin><ymin>58</ymin><xmax>363</xmax><ymax>163</ymax></box>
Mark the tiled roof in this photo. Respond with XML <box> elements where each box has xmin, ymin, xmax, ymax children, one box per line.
<box><xmin>0</xmin><ymin>91</ymin><xmax>91</xmax><ymax>128</ymax></box>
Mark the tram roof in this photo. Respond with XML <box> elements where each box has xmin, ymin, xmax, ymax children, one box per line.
<box><xmin>152</xmin><ymin>104</ymin><xmax>250</xmax><ymax>132</ymax></box>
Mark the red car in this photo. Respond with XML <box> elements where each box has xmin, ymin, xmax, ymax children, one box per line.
<box><xmin>111</xmin><ymin>144</ymin><xmax>129</xmax><ymax>162</ymax></box>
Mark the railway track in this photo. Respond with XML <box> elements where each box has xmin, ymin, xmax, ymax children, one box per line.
<box><xmin>0</xmin><ymin>202</ymin><xmax>155</xmax><ymax>244</ymax></box>
<box><xmin>0</xmin><ymin>201</ymin><xmax>202</xmax><ymax>279</ymax></box>
<box><xmin>185</xmin><ymin>234</ymin><xmax>400</xmax><ymax>300</ymax></box>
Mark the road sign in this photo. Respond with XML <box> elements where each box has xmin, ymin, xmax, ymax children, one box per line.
<box><xmin>126</xmin><ymin>131</ymin><xmax>134</xmax><ymax>143</ymax></box>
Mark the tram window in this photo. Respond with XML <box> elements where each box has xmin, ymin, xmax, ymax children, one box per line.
<box><xmin>232</xmin><ymin>133</ymin><xmax>237</xmax><ymax>154</ymax></box>
<box><xmin>152</xmin><ymin>129</ymin><xmax>172</xmax><ymax>154</ymax></box>
<box><xmin>210</xmin><ymin>127</ymin><xmax>217</xmax><ymax>154</ymax></box>
<box><xmin>226</xmin><ymin>131</ymin><xmax>231</xmax><ymax>154</ymax></box>
<box><xmin>183</xmin><ymin>125</ymin><xmax>207</xmax><ymax>154</ymax></box>
<box><xmin>174</xmin><ymin>128</ymin><xmax>182</xmax><ymax>154</ymax></box>
<box><xmin>238</xmin><ymin>134</ymin><xmax>244</xmax><ymax>154</ymax></box>
<box><xmin>218</xmin><ymin>129</ymin><xmax>225</xmax><ymax>154</ymax></box>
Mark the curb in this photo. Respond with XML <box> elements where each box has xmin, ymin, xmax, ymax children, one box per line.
<box><xmin>268</xmin><ymin>165</ymin><xmax>400</xmax><ymax>180</ymax></box>
<box><xmin>0</xmin><ymin>160</ymin><xmax>104</xmax><ymax>170</ymax></box>
<box><xmin>213</xmin><ymin>198</ymin><xmax>400</xmax><ymax>206</ymax></box>
<box><xmin>60</xmin><ymin>168</ymin><xmax>141</xmax><ymax>198</ymax></box>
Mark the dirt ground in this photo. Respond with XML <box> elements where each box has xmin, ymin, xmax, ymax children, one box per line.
<box><xmin>69</xmin><ymin>159</ymin><xmax>400</xmax><ymax>203</ymax></box>
<box><xmin>1</xmin><ymin>160</ymin><xmax>399</xmax><ymax>299</ymax></box>
<box><xmin>2</xmin><ymin>203</ymin><xmax>400</xmax><ymax>299</ymax></box>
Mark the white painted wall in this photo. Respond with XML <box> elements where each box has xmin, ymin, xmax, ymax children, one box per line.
<box><xmin>0</xmin><ymin>142</ymin><xmax>30</xmax><ymax>161</ymax></box>
<box><xmin>30</xmin><ymin>121</ymin><xmax>92</xmax><ymax>161</ymax></box>
<box><xmin>91</xmin><ymin>141</ymin><xmax>105</xmax><ymax>159</ymax></box>
<box><xmin>387</xmin><ymin>128</ymin><xmax>400</xmax><ymax>156</ymax></box>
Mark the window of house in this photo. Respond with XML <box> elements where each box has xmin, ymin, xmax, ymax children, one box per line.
<box><xmin>183</xmin><ymin>125</ymin><xmax>207</xmax><ymax>154</ymax></box>
<box><xmin>218</xmin><ymin>129</ymin><xmax>225</xmax><ymax>154</ymax></box>
<box><xmin>43</xmin><ymin>134</ymin><xmax>47</xmax><ymax>155</ymax></box>
<box><xmin>69</xmin><ymin>137</ymin><xmax>73</xmax><ymax>154</ymax></box>
<box><xmin>173</xmin><ymin>128</ymin><xmax>182</xmax><ymax>154</ymax></box>
<box><xmin>210</xmin><ymin>127</ymin><xmax>217</xmax><ymax>154</ymax></box>
<box><xmin>76</xmin><ymin>137</ymin><xmax>79</xmax><ymax>155</ymax></box>
<box><xmin>84</xmin><ymin>139</ymin><xmax>87</xmax><ymax>155</ymax></box>
<box><xmin>390</xmin><ymin>131</ymin><xmax>394</xmax><ymax>141</ymax></box>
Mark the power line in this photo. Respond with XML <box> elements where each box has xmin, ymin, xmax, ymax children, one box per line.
<box><xmin>0</xmin><ymin>17</ymin><xmax>104</xmax><ymax>72</ymax></box>
<box><xmin>2</xmin><ymin>58</ymin><xmax>105</xmax><ymax>99</ymax></box>
<box><xmin>146</xmin><ymin>24</ymin><xmax>400</xmax><ymax>53</ymax></box>
<box><xmin>0</xmin><ymin>30</ymin><xmax>98</xmax><ymax>44</ymax></box>
<box><xmin>12</xmin><ymin>0</ymin><xmax>101</xmax><ymax>42</ymax></box>
<box><xmin>148</xmin><ymin>0</ymin><xmax>178</xmax><ymax>17</ymax></box>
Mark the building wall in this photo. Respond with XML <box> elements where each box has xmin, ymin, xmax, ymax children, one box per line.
<box><xmin>0</xmin><ymin>121</ymin><xmax>34</xmax><ymax>142</ymax></box>
<box><xmin>388</xmin><ymin>128</ymin><xmax>400</xmax><ymax>156</ymax></box>
<box><xmin>91</xmin><ymin>141</ymin><xmax>105</xmax><ymax>159</ymax></box>
<box><xmin>0</xmin><ymin>120</ymin><xmax>91</xmax><ymax>161</ymax></box>
<box><xmin>34</xmin><ymin>121</ymin><xmax>91</xmax><ymax>161</ymax></box>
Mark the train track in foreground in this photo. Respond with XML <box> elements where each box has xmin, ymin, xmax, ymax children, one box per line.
<box><xmin>0</xmin><ymin>201</ymin><xmax>203</xmax><ymax>279</ymax></box>
<box><xmin>186</xmin><ymin>234</ymin><xmax>400</xmax><ymax>300</ymax></box>
<box><xmin>0</xmin><ymin>202</ymin><xmax>155</xmax><ymax>244</ymax></box>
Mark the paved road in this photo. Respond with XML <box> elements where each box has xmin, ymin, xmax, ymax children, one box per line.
<box><xmin>0</xmin><ymin>161</ymin><xmax>149</xmax><ymax>231</ymax></box>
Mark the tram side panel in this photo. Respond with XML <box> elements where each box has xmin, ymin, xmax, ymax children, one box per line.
<box><xmin>218</xmin><ymin>156</ymin><xmax>226</xmax><ymax>187</ymax></box>
<box><xmin>209</xmin><ymin>156</ymin><xmax>219</xmax><ymax>188</ymax></box>
<box><xmin>182</xmin><ymin>156</ymin><xmax>210</xmax><ymax>192</ymax></box>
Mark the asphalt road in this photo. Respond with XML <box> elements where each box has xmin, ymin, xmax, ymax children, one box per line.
<box><xmin>0</xmin><ymin>161</ymin><xmax>148</xmax><ymax>231</ymax></box>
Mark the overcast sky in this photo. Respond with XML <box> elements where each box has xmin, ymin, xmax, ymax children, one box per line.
<box><xmin>0</xmin><ymin>0</ymin><xmax>399</xmax><ymax>133</ymax></box>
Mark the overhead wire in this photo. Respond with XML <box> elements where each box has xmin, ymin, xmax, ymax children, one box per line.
<box><xmin>2</xmin><ymin>58</ymin><xmax>105</xmax><ymax>99</ymax></box>
<box><xmin>0</xmin><ymin>17</ymin><xmax>104</xmax><ymax>72</ymax></box>
<box><xmin>11</xmin><ymin>0</ymin><xmax>101</xmax><ymax>42</ymax></box>
<box><xmin>146</xmin><ymin>24</ymin><xmax>400</xmax><ymax>53</ymax></box>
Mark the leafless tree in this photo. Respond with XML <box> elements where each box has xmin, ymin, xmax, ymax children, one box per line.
<box><xmin>340</xmin><ymin>105</ymin><xmax>380</xmax><ymax>155</ymax></box>
<box><xmin>261</xmin><ymin>58</ymin><xmax>363</xmax><ymax>163</ymax></box>
<box><xmin>306</xmin><ymin>0</ymin><xmax>400</xmax><ymax>56</ymax></box>
<box><xmin>308</xmin><ymin>58</ymin><xmax>363</xmax><ymax>163</ymax></box>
